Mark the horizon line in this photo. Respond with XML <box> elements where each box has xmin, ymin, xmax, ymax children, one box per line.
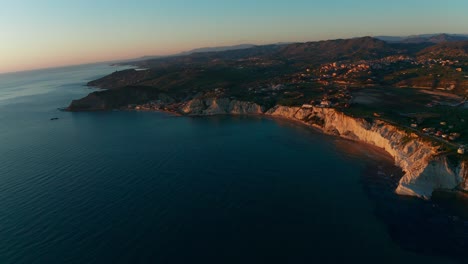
<box><xmin>2</xmin><ymin>32</ymin><xmax>467</xmax><ymax>75</ymax></box>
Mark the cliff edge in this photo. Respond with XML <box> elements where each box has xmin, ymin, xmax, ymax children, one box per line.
<box><xmin>181</xmin><ymin>98</ymin><xmax>468</xmax><ymax>199</ymax></box>
<box><xmin>67</xmin><ymin>95</ymin><xmax>468</xmax><ymax>199</ymax></box>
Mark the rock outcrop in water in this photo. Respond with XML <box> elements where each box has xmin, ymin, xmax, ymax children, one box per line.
<box><xmin>181</xmin><ymin>98</ymin><xmax>468</xmax><ymax>199</ymax></box>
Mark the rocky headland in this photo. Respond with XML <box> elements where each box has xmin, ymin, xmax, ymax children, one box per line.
<box><xmin>68</xmin><ymin>95</ymin><xmax>468</xmax><ymax>199</ymax></box>
<box><xmin>67</xmin><ymin>36</ymin><xmax>468</xmax><ymax>200</ymax></box>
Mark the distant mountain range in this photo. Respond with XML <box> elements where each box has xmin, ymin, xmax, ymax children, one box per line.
<box><xmin>118</xmin><ymin>34</ymin><xmax>468</xmax><ymax>66</ymax></box>
<box><xmin>280</xmin><ymin>36</ymin><xmax>468</xmax><ymax>60</ymax></box>
<box><xmin>417</xmin><ymin>40</ymin><xmax>468</xmax><ymax>59</ymax></box>
<box><xmin>278</xmin><ymin>36</ymin><xmax>397</xmax><ymax>62</ymax></box>
<box><xmin>121</xmin><ymin>43</ymin><xmax>297</xmax><ymax>64</ymax></box>
<box><xmin>76</xmin><ymin>35</ymin><xmax>468</xmax><ymax>116</ymax></box>
<box><xmin>376</xmin><ymin>33</ymin><xmax>468</xmax><ymax>44</ymax></box>
<box><xmin>127</xmin><ymin>36</ymin><xmax>468</xmax><ymax>72</ymax></box>
<box><xmin>134</xmin><ymin>44</ymin><xmax>257</xmax><ymax>61</ymax></box>
<box><xmin>178</xmin><ymin>44</ymin><xmax>257</xmax><ymax>55</ymax></box>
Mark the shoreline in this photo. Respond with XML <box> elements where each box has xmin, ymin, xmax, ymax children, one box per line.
<box><xmin>66</xmin><ymin>97</ymin><xmax>468</xmax><ymax>199</ymax></box>
<box><xmin>127</xmin><ymin>106</ymin><xmax>411</xmax><ymax>192</ymax></box>
<box><xmin>102</xmin><ymin>106</ymin><xmax>405</xmax><ymax>164</ymax></box>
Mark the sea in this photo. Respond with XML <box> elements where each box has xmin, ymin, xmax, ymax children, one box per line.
<box><xmin>0</xmin><ymin>64</ymin><xmax>467</xmax><ymax>264</ymax></box>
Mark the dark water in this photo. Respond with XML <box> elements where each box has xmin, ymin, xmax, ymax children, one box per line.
<box><xmin>0</xmin><ymin>65</ymin><xmax>465</xmax><ymax>263</ymax></box>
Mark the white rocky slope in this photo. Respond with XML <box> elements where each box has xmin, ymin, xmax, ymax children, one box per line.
<box><xmin>180</xmin><ymin>98</ymin><xmax>264</xmax><ymax>115</ymax></box>
<box><xmin>179</xmin><ymin>98</ymin><xmax>468</xmax><ymax>198</ymax></box>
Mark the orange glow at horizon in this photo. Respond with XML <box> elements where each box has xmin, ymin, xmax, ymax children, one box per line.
<box><xmin>1</xmin><ymin>0</ymin><xmax>464</xmax><ymax>74</ymax></box>
<box><xmin>0</xmin><ymin>44</ymin><xmax>192</xmax><ymax>74</ymax></box>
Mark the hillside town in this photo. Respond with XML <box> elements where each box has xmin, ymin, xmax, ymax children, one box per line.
<box><xmin>315</xmin><ymin>55</ymin><xmax>466</xmax><ymax>90</ymax></box>
<box><xmin>74</xmin><ymin>36</ymin><xmax>468</xmax><ymax>157</ymax></box>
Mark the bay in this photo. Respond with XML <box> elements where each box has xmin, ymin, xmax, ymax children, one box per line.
<box><xmin>0</xmin><ymin>64</ymin><xmax>462</xmax><ymax>264</ymax></box>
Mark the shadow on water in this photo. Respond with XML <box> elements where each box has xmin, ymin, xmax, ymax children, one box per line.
<box><xmin>339</xmin><ymin>139</ymin><xmax>468</xmax><ymax>263</ymax></box>
<box><xmin>248</xmin><ymin>116</ymin><xmax>468</xmax><ymax>263</ymax></box>
<box><xmin>2</xmin><ymin>61</ymin><xmax>467</xmax><ymax>263</ymax></box>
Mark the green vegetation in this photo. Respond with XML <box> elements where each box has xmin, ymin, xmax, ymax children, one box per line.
<box><xmin>71</xmin><ymin>36</ymin><xmax>468</xmax><ymax>152</ymax></box>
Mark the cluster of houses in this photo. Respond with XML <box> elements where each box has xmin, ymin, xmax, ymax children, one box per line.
<box><xmin>409</xmin><ymin>120</ymin><xmax>465</xmax><ymax>155</ymax></box>
<box><xmin>315</xmin><ymin>56</ymin><xmax>465</xmax><ymax>87</ymax></box>
<box><xmin>129</xmin><ymin>101</ymin><xmax>163</xmax><ymax>111</ymax></box>
<box><xmin>128</xmin><ymin>100</ymin><xmax>179</xmax><ymax>112</ymax></box>
<box><xmin>420</xmin><ymin>122</ymin><xmax>461</xmax><ymax>142</ymax></box>
<box><xmin>418</xmin><ymin>58</ymin><xmax>461</xmax><ymax>67</ymax></box>
<box><xmin>302</xmin><ymin>86</ymin><xmax>352</xmax><ymax>109</ymax></box>
<box><xmin>419</xmin><ymin>125</ymin><xmax>465</xmax><ymax>155</ymax></box>
<box><xmin>301</xmin><ymin>100</ymin><xmax>334</xmax><ymax>109</ymax></box>
<box><xmin>317</xmin><ymin>56</ymin><xmax>415</xmax><ymax>80</ymax></box>
<box><xmin>318</xmin><ymin>61</ymin><xmax>372</xmax><ymax>80</ymax></box>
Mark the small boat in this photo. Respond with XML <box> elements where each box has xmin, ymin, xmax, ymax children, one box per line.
<box><xmin>50</xmin><ymin>117</ymin><xmax>59</xmax><ymax>121</ymax></box>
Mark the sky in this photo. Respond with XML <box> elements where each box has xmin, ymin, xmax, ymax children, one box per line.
<box><xmin>0</xmin><ymin>0</ymin><xmax>467</xmax><ymax>73</ymax></box>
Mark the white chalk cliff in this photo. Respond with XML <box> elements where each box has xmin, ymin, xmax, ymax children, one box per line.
<box><xmin>180</xmin><ymin>98</ymin><xmax>468</xmax><ymax>199</ymax></box>
<box><xmin>181</xmin><ymin>98</ymin><xmax>264</xmax><ymax>115</ymax></box>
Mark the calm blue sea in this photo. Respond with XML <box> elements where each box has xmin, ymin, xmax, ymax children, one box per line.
<box><xmin>0</xmin><ymin>64</ymin><xmax>464</xmax><ymax>264</ymax></box>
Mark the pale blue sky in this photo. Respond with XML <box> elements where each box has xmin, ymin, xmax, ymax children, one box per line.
<box><xmin>0</xmin><ymin>0</ymin><xmax>466</xmax><ymax>73</ymax></box>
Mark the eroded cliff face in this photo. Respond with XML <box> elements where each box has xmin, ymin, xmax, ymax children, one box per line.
<box><xmin>460</xmin><ymin>161</ymin><xmax>468</xmax><ymax>192</ymax></box>
<box><xmin>68</xmin><ymin>93</ymin><xmax>466</xmax><ymax>198</ymax></box>
<box><xmin>265</xmin><ymin>105</ymin><xmax>466</xmax><ymax>198</ymax></box>
<box><xmin>180</xmin><ymin>99</ymin><xmax>466</xmax><ymax>198</ymax></box>
<box><xmin>180</xmin><ymin>98</ymin><xmax>264</xmax><ymax>115</ymax></box>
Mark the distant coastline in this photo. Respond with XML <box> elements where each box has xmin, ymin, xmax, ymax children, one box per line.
<box><xmin>67</xmin><ymin>35</ymin><xmax>468</xmax><ymax>199</ymax></box>
<box><xmin>67</xmin><ymin>94</ymin><xmax>468</xmax><ymax>199</ymax></box>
